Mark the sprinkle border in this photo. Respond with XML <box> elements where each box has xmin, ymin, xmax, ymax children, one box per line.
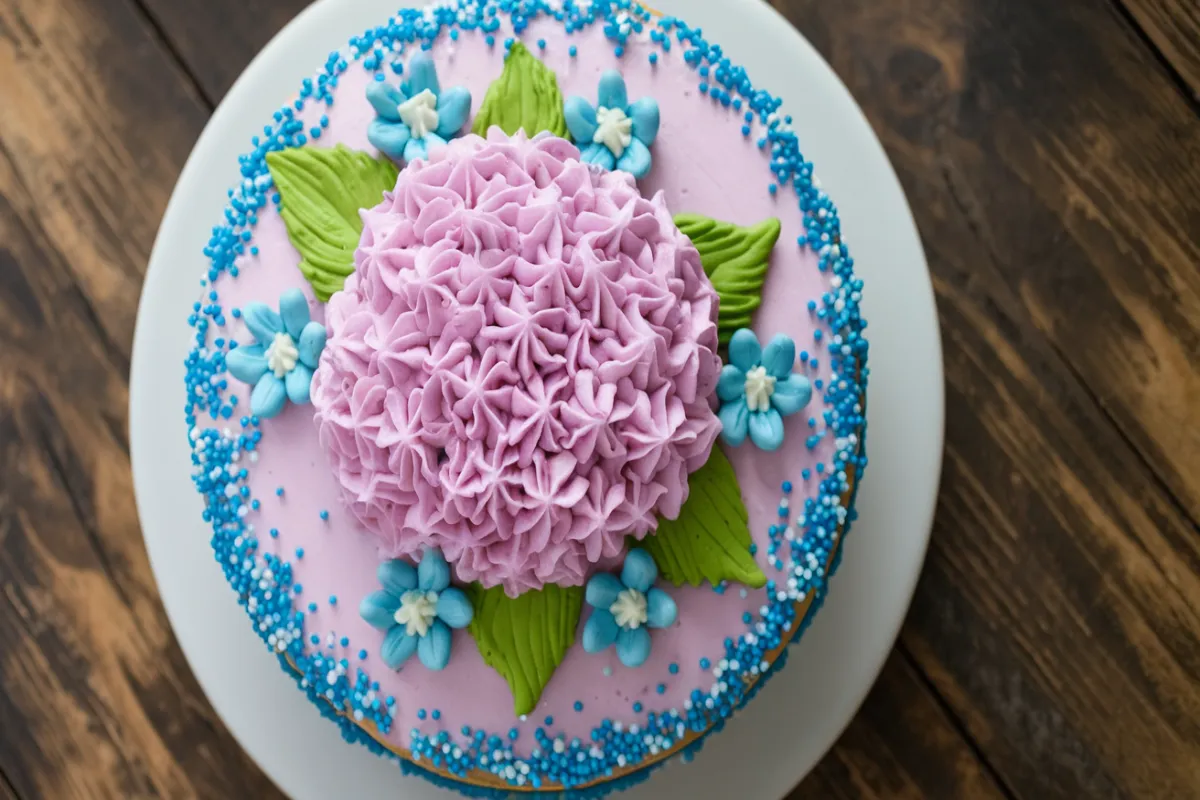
<box><xmin>182</xmin><ymin>1</ymin><xmax>869</xmax><ymax>796</ymax></box>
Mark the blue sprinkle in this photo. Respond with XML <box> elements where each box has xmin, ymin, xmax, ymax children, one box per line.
<box><xmin>669</xmin><ymin>662</ymin><xmax>679</xmax><ymax>674</ymax></box>
<box><xmin>699</xmin><ymin>658</ymin><xmax>711</xmax><ymax>670</ymax></box>
<box><xmin>275</xmin><ymin>487</ymin><xmax>284</xmax><ymax>496</ymax></box>
<box><xmin>573</xmin><ymin>701</ymin><xmax>584</xmax><ymax>712</ymax></box>
<box><xmin>295</xmin><ymin>548</ymin><xmax>304</xmax><ymax>559</ymax></box>
<box><xmin>358</xmin><ymin>649</ymin><xmax>368</xmax><ymax>659</ymax></box>
<box><xmin>544</xmin><ymin>715</ymin><xmax>554</xmax><ymax>726</ymax></box>
<box><xmin>508</xmin><ymin>727</ymin><xmax>519</xmax><ymax>740</ymax></box>
<box><xmin>308</xmin><ymin>602</ymin><xmax>318</xmax><ymax>612</ymax></box>
<box><xmin>329</xmin><ymin>595</ymin><xmax>338</xmax><ymax>605</ymax></box>
<box><xmin>569</xmin><ymin>45</ymin><xmax>577</xmax><ymax>57</ymax></box>
<box><xmin>340</xmin><ymin>636</ymin><xmax>349</xmax><ymax>647</ymax></box>
<box><xmin>782</xmin><ymin>480</ymin><xmax>793</xmax><ymax>493</ymax></box>
<box><xmin>656</xmin><ymin>683</ymin><xmax>666</xmax><ymax>694</ymax></box>
<box><xmin>614</xmin><ymin>45</ymin><xmax>624</xmax><ymax>58</ymax></box>
<box><xmin>319</xmin><ymin>509</ymin><xmax>329</xmax><ymax>521</ymax></box>
<box><xmin>649</xmin><ymin>52</ymin><xmax>658</xmax><ymax>65</ymax></box>
<box><xmin>633</xmin><ymin>702</ymin><xmax>643</xmax><ymax>712</ymax></box>
<box><xmin>432</xmin><ymin>709</ymin><xmax>442</xmax><ymax>721</ymax></box>
<box><xmin>417</xmin><ymin>709</ymin><xmax>427</xmax><ymax>721</ymax></box>
<box><xmin>537</xmin><ymin>38</ymin><xmax>546</xmax><ymax>49</ymax></box>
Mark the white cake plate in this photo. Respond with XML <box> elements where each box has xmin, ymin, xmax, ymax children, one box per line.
<box><xmin>131</xmin><ymin>0</ymin><xmax>942</xmax><ymax>797</ymax></box>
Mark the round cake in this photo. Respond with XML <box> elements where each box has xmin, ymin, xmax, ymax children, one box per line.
<box><xmin>183</xmin><ymin>1</ymin><xmax>868</xmax><ymax>796</ymax></box>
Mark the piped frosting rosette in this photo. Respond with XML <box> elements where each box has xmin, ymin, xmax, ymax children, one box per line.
<box><xmin>311</xmin><ymin>130</ymin><xmax>721</xmax><ymax>596</ymax></box>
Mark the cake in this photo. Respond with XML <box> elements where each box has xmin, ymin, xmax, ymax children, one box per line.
<box><xmin>183</xmin><ymin>1</ymin><xmax>868</xmax><ymax>795</ymax></box>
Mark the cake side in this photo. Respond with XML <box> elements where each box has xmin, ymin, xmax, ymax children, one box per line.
<box><xmin>183</xmin><ymin>3</ymin><xmax>868</xmax><ymax>797</ymax></box>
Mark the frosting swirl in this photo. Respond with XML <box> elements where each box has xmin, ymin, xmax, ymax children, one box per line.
<box><xmin>311</xmin><ymin>130</ymin><xmax>721</xmax><ymax>595</ymax></box>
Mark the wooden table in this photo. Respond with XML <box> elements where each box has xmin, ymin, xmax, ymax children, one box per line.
<box><xmin>1</xmin><ymin>0</ymin><xmax>1197</xmax><ymax>797</ymax></box>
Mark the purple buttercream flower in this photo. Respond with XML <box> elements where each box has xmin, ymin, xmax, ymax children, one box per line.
<box><xmin>311</xmin><ymin>131</ymin><xmax>722</xmax><ymax>596</ymax></box>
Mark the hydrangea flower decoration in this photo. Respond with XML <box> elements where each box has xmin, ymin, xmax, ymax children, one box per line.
<box><xmin>226</xmin><ymin>288</ymin><xmax>326</xmax><ymax>419</ymax></box>
<box><xmin>717</xmin><ymin>328</ymin><xmax>813</xmax><ymax>451</ymax></box>
<box><xmin>359</xmin><ymin>548</ymin><xmax>475</xmax><ymax>672</ymax></box>
<box><xmin>581</xmin><ymin>549</ymin><xmax>677</xmax><ymax>668</ymax></box>
<box><xmin>366</xmin><ymin>52</ymin><xmax>472</xmax><ymax>163</ymax></box>
<box><xmin>312</xmin><ymin>132</ymin><xmax>721</xmax><ymax>595</ymax></box>
<box><xmin>564</xmin><ymin>71</ymin><xmax>660</xmax><ymax>179</ymax></box>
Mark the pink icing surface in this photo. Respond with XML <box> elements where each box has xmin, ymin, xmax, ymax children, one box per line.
<box><xmin>207</xmin><ymin>19</ymin><xmax>838</xmax><ymax>753</ymax></box>
<box><xmin>312</xmin><ymin>131</ymin><xmax>721</xmax><ymax>595</ymax></box>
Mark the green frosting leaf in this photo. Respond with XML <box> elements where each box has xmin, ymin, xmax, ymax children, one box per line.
<box><xmin>471</xmin><ymin>42</ymin><xmax>569</xmax><ymax>139</ymax></box>
<box><xmin>465</xmin><ymin>583</ymin><xmax>584</xmax><ymax>716</ymax></box>
<box><xmin>641</xmin><ymin>447</ymin><xmax>767</xmax><ymax>589</ymax></box>
<box><xmin>265</xmin><ymin>145</ymin><xmax>398</xmax><ymax>301</ymax></box>
<box><xmin>674</xmin><ymin>213</ymin><xmax>782</xmax><ymax>349</ymax></box>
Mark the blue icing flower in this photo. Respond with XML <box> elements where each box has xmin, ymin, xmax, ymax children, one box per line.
<box><xmin>582</xmin><ymin>549</ymin><xmax>677</xmax><ymax>668</ymax></box>
<box><xmin>366</xmin><ymin>53</ymin><xmax>472</xmax><ymax>163</ymax></box>
<box><xmin>717</xmin><ymin>328</ymin><xmax>813</xmax><ymax>451</ymax></box>
<box><xmin>226</xmin><ymin>288</ymin><xmax>326</xmax><ymax>419</ymax></box>
<box><xmin>564</xmin><ymin>71</ymin><xmax>660</xmax><ymax>179</ymax></box>
<box><xmin>359</xmin><ymin>548</ymin><xmax>474</xmax><ymax>672</ymax></box>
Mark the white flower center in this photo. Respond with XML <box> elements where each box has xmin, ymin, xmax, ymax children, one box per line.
<box><xmin>593</xmin><ymin>106</ymin><xmax>633</xmax><ymax>158</ymax></box>
<box><xmin>609</xmin><ymin>588</ymin><xmax>648</xmax><ymax>630</ymax></box>
<box><xmin>744</xmin><ymin>365</ymin><xmax>776</xmax><ymax>412</ymax></box>
<box><xmin>394</xmin><ymin>590</ymin><xmax>439</xmax><ymax>637</ymax></box>
<box><xmin>397</xmin><ymin>89</ymin><xmax>440</xmax><ymax>139</ymax></box>
<box><xmin>265</xmin><ymin>332</ymin><xmax>299</xmax><ymax>378</ymax></box>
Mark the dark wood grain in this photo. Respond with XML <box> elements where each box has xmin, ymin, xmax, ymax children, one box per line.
<box><xmin>787</xmin><ymin>0</ymin><xmax>1200</xmax><ymax>529</ymax></box>
<box><xmin>769</xmin><ymin>0</ymin><xmax>1200</xmax><ymax>796</ymax></box>
<box><xmin>0</xmin><ymin>0</ymin><xmax>277</xmax><ymax>795</ymax></box>
<box><xmin>0</xmin><ymin>0</ymin><xmax>1198</xmax><ymax>798</ymax></box>
<box><xmin>0</xmin><ymin>771</ymin><xmax>17</xmax><ymax>800</ymax></box>
<box><xmin>790</xmin><ymin>651</ymin><xmax>1009</xmax><ymax>800</ymax></box>
<box><xmin>134</xmin><ymin>0</ymin><xmax>311</xmax><ymax>102</ymax></box>
<box><xmin>1115</xmin><ymin>0</ymin><xmax>1200</xmax><ymax>99</ymax></box>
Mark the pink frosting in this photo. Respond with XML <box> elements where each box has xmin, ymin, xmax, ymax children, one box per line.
<box><xmin>311</xmin><ymin>130</ymin><xmax>721</xmax><ymax>595</ymax></box>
